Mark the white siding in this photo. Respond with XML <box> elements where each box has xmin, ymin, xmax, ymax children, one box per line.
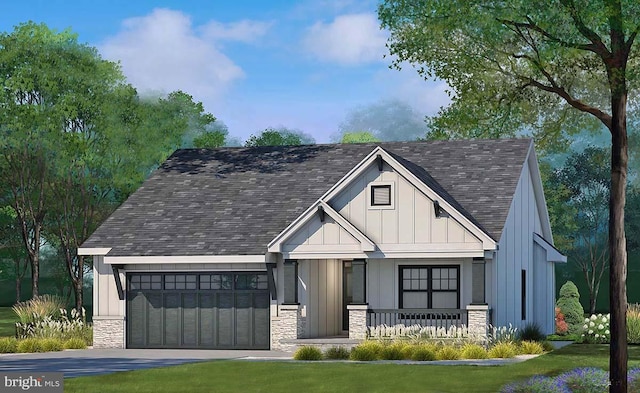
<box><xmin>533</xmin><ymin>243</ymin><xmax>555</xmax><ymax>334</ymax></box>
<box><xmin>282</xmin><ymin>215</ymin><xmax>360</xmax><ymax>253</ymax></box>
<box><xmin>94</xmin><ymin>256</ymin><xmax>125</xmax><ymax>317</ymax></box>
<box><xmin>493</xmin><ymin>157</ymin><xmax>554</xmax><ymax>332</ymax></box>
<box><xmin>329</xmin><ymin>163</ymin><xmax>483</xmax><ymax>253</ymax></box>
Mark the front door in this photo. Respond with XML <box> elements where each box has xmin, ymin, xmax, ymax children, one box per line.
<box><xmin>342</xmin><ymin>261</ymin><xmax>353</xmax><ymax>331</ymax></box>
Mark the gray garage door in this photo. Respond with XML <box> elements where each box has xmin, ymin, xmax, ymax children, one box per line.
<box><xmin>127</xmin><ymin>272</ymin><xmax>270</xmax><ymax>349</ymax></box>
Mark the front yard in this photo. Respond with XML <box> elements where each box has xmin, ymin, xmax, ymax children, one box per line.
<box><xmin>0</xmin><ymin>307</ymin><xmax>17</xmax><ymax>337</ymax></box>
<box><xmin>64</xmin><ymin>345</ymin><xmax>640</xmax><ymax>393</ymax></box>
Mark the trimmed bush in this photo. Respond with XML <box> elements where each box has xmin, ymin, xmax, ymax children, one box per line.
<box><xmin>0</xmin><ymin>337</ymin><xmax>18</xmax><ymax>353</ymax></box>
<box><xmin>555</xmin><ymin>307</ymin><xmax>568</xmax><ymax>335</ymax></box>
<box><xmin>64</xmin><ymin>337</ymin><xmax>87</xmax><ymax>350</ymax></box>
<box><xmin>541</xmin><ymin>341</ymin><xmax>555</xmax><ymax>352</ymax></box>
<box><xmin>350</xmin><ymin>345</ymin><xmax>378</xmax><ymax>361</ymax></box>
<box><xmin>488</xmin><ymin>342</ymin><xmax>518</xmax><ymax>358</ymax></box>
<box><xmin>323</xmin><ymin>346</ymin><xmax>350</xmax><ymax>360</ymax></box>
<box><xmin>400</xmin><ymin>344</ymin><xmax>415</xmax><ymax>360</ymax></box>
<box><xmin>410</xmin><ymin>345</ymin><xmax>436</xmax><ymax>361</ymax></box>
<box><xmin>16</xmin><ymin>338</ymin><xmax>43</xmax><ymax>353</ymax></box>
<box><xmin>380</xmin><ymin>342</ymin><xmax>406</xmax><ymax>360</ymax></box>
<box><xmin>460</xmin><ymin>343</ymin><xmax>488</xmax><ymax>359</ymax></box>
<box><xmin>436</xmin><ymin>346</ymin><xmax>460</xmax><ymax>360</ymax></box>
<box><xmin>518</xmin><ymin>323</ymin><xmax>545</xmax><ymax>342</ymax></box>
<box><xmin>293</xmin><ymin>346</ymin><xmax>323</xmax><ymax>361</ymax></box>
<box><xmin>519</xmin><ymin>341</ymin><xmax>544</xmax><ymax>355</ymax></box>
<box><xmin>555</xmin><ymin>281</ymin><xmax>584</xmax><ymax>335</ymax></box>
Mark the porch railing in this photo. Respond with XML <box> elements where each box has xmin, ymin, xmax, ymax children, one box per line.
<box><xmin>367</xmin><ymin>308</ymin><xmax>468</xmax><ymax>330</ymax></box>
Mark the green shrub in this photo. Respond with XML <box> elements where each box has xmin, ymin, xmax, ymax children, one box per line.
<box><xmin>410</xmin><ymin>345</ymin><xmax>436</xmax><ymax>361</ymax></box>
<box><xmin>519</xmin><ymin>340</ymin><xmax>545</xmax><ymax>355</ymax></box>
<box><xmin>323</xmin><ymin>346</ymin><xmax>350</xmax><ymax>360</ymax></box>
<box><xmin>350</xmin><ymin>342</ymin><xmax>381</xmax><ymax>361</ymax></box>
<box><xmin>380</xmin><ymin>342</ymin><xmax>406</xmax><ymax>360</ymax></box>
<box><xmin>488</xmin><ymin>342</ymin><xmax>518</xmax><ymax>358</ymax></box>
<box><xmin>63</xmin><ymin>337</ymin><xmax>87</xmax><ymax>350</ymax></box>
<box><xmin>39</xmin><ymin>338</ymin><xmax>64</xmax><ymax>352</ymax></box>
<box><xmin>16</xmin><ymin>338</ymin><xmax>43</xmax><ymax>353</ymax></box>
<box><xmin>293</xmin><ymin>346</ymin><xmax>323</xmax><ymax>361</ymax></box>
<box><xmin>436</xmin><ymin>345</ymin><xmax>461</xmax><ymax>360</ymax></box>
<box><xmin>0</xmin><ymin>337</ymin><xmax>18</xmax><ymax>353</ymax></box>
<box><xmin>460</xmin><ymin>343</ymin><xmax>488</xmax><ymax>359</ymax></box>
<box><xmin>628</xmin><ymin>304</ymin><xmax>640</xmax><ymax>344</ymax></box>
<box><xmin>400</xmin><ymin>344</ymin><xmax>415</xmax><ymax>359</ymax></box>
<box><xmin>518</xmin><ymin>323</ymin><xmax>546</xmax><ymax>342</ymax></box>
<box><xmin>556</xmin><ymin>281</ymin><xmax>585</xmax><ymax>335</ymax></box>
<box><xmin>541</xmin><ymin>341</ymin><xmax>555</xmax><ymax>352</ymax></box>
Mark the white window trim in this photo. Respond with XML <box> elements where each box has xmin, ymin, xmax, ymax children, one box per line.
<box><xmin>368</xmin><ymin>181</ymin><xmax>395</xmax><ymax>210</ymax></box>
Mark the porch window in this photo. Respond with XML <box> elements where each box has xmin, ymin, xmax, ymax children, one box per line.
<box><xmin>399</xmin><ymin>266</ymin><xmax>459</xmax><ymax>309</ymax></box>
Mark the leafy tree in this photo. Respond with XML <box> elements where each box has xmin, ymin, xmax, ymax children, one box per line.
<box><xmin>340</xmin><ymin>132</ymin><xmax>381</xmax><ymax>143</ymax></box>
<box><xmin>556</xmin><ymin>281</ymin><xmax>586</xmax><ymax>335</ymax></box>
<box><xmin>191</xmin><ymin>120</ymin><xmax>230</xmax><ymax>149</ymax></box>
<box><xmin>379</xmin><ymin>2</ymin><xmax>639</xmax><ymax>389</ymax></box>
<box><xmin>557</xmin><ymin>147</ymin><xmax>611</xmax><ymax>314</ymax></box>
<box><xmin>245</xmin><ymin>127</ymin><xmax>315</xmax><ymax>147</ymax></box>
<box><xmin>0</xmin><ymin>206</ymin><xmax>29</xmax><ymax>302</ymax></box>
<box><xmin>337</xmin><ymin>99</ymin><xmax>427</xmax><ymax>142</ymax></box>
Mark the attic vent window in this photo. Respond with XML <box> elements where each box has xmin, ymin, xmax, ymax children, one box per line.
<box><xmin>371</xmin><ymin>185</ymin><xmax>392</xmax><ymax>206</ymax></box>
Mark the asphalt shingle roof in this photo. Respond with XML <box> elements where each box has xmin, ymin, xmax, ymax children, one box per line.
<box><xmin>81</xmin><ymin>138</ymin><xmax>532</xmax><ymax>256</ymax></box>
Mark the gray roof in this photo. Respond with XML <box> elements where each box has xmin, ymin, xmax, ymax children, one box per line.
<box><xmin>82</xmin><ymin>138</ymin><xmax>532</xmax><ymax>256</ymax></box>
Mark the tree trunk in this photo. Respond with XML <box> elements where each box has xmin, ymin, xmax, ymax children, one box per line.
<box><xmin>609</xmin><ymin>89</ymin><xmax>628</xmax><ymax>393</ymax></box>
<box><xmin>590</xmin><ymin>296</ymin><xmax>597</xmax><ymax>315</ymax></box>
<box><xmin>15</xmin><ymin>276</ymin><xmax>21</xmax><ymax>303</ymax></box>
<box><xmin>74</xmin><ymin>259</ymin><xmax>84</xmax><ymax>312</ymax></box>
<box><xmin>30</xmin><ymin>254</ymin><xmax>39</xmax><ymax>298</ymax></box>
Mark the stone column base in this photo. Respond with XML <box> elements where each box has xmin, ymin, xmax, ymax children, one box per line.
<box><xmin>93</xmin><ymin>316</ymin><xmax>125</xmax><ymax>349</ymax></box>
<box><xmin>466</xmin><ymin>304</ymin><xmax>490</xmax><ymax>342</ymax></box>
<box><xmin>347</xmin><ymin>305</ymin><xmax>368</xmax><ymax>340</ymax></box>
<box><xmin>271</xmin><ymin>305</ymin><xmax>304</xmax><ymax>351</ymax></box>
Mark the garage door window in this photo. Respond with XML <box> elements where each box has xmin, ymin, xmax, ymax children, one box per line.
<box><xmin>199</xmin><ymin>274</ymin><xmax>233</xmax><ymax>290</ymax></box>
<box><xmin>164</xmin><ymin>274</ymin><xmax>197</xmax><ymax>290</ymax></box>
<box><xmin>236</xmin><ymin>274</ymin><xmax>268</xmax><ymax>290</ymax></box>
<box><xmin>130</xmin><ymin>274</ymin><xmax>162</xmax><ymax>290</ymax></box>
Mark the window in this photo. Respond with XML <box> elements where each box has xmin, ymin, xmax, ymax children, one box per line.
<box><xmin>399</xmin><ymin>266</ymin><xmax>459</xmax><ymax>309</ymax></box>
<box><xmin>369</xmin><ymin>182</ymin><xmax>394</xmax><ymax>209</ymax></box>
<box><xmin>521</xmin><ymin>270</ymin><xmax>526</xmax><ymax>320</ymax></box>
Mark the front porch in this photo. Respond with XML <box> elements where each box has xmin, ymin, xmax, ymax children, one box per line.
<box><xmin>270</xmin><ymin>257</ymin><xmax>493</xmax><ymax>351</ymax></box>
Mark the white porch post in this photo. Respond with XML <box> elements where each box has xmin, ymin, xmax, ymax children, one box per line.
<box><xmin>347</xmin><ymin>305</ymin><xmax>368</xmax><ymax>339</ymax></box>
<box><xmin>466</xmin><ymin>304</ymin><xmax>490</xmax><ymax>340</ymax></box>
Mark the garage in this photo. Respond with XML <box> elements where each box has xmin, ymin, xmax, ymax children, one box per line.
<box><xmin>126</xmin><ymin>272</ymin><xmax>270</xmax><ymax>349</ymax></box>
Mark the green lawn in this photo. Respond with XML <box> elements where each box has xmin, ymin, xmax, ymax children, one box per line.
<box><xmin>0</xmin><ymin>307</ymin><xmax>17</xmax><ymax>337</ymax></box>
<box><xmin>65</xmin><ymin>345</ymin><xmax>640</xmax><ymax>393</ymax></box>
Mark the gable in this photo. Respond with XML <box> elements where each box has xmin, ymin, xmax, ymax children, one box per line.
<box><xmin>328</xmin><ymin>160</ymin><xmax>484</xmax><ymax>256</ymax></box>
<box><xmin>282</xmin><ymin>214</ymin><xmax>361</xmax><ymax>253</ymax></box>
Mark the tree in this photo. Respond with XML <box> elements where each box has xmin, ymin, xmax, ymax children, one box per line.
<box><xmin>340</xmin><ymin>132</ymin><xmax>381</xmax><ymax>143</ymax></box>
<box><xmin>0</xmin><ymin>205</ymin><xmax>29</xmax><ymax>302</ymax></box>
<box><xmin>558</xmin><ymin>147</ymin><xmax>611</xmax><ymax>314</ymax></box>
<box><xmin>192</xmin><ymin>120</ymin><xmax>229</xmax><ymax>149</ymax></box>
<box><xmin>245</xmin><ymin>127</ymin><xmax>315</xmax><ymax>147</ymax></box>
<box><xmin>379</xmin><ymin>2</ymin><xmax>639</xmax><ymax>390</ymax></box>
<box><xmin>336</xmin><ymin>99</ymin><xmax>428</xmax><ymax>142</ymax></box>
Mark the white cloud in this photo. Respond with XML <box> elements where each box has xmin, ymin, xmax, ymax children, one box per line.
<box><xmin>100</xmin><ymin>8</ymin><xmax>259</xmax><ymax>100</ymax></box>
<box><xmin>201</xmin><ymin>20</ymin><xmax>272</xmax><ymax>43</ymax></box>
<box><xmin>303</xmin><ymin>13</ymin><xmax>388</xmax><ymax>65</ymax></box>
<box><xmin>378</xmin><ymin>65</ymin><xmax>452</xmax><ymax>116</ymax></box>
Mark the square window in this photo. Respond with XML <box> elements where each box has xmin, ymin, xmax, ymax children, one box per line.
<box><xmin>371</xmin><ymin>185</ymin><xmax>392</xmax><ymax>206</ymax></box>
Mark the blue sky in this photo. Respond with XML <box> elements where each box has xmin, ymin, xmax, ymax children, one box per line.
<box><xmin>0</xmin><ymin>0</ymin><xmax>450</xmax><ymax>143</ymax></box>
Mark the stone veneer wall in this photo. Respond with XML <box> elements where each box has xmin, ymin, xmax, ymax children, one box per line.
<box><xmin>466</xmin><ymin>304</ymin><xmax>490</xmax><ymax>340</ymax></box>
<box><xmin>92</xmin><ymin>316</ymin><xmax>125</xmax><ymax>349</ymax></box>
<box><xmin>347</xmin><ymin>305</ymin><xmax>368</xmax><ymax>339</ymax></box>
<box><xmin>271</xmin><ymin>305</ymin><xmax>305</xmax><ymax>351</ymax></box>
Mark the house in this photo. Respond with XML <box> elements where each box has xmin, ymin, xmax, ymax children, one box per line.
<box><xmin>78</xmin><ymin>138</ymin><xmax>566</xmax><ymax>350</ymax></box>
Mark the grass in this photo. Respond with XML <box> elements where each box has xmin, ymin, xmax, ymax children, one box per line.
<box><xmin>64</xmin><ymin>345</ymin><xmax>640</xmax><ymax>393</ymax></box>
<box><xmin>0</xmin><ymin>307</ymin><xmax>17</xmax><ymax>337</ymax></box>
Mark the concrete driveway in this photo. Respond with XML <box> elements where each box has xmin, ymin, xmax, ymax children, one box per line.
<box><xmin>0</xmin><ymin>349</ymin><xmax>292</xmax><ymax>378</ymax></box>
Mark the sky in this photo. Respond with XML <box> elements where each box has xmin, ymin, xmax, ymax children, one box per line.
<box><xmin>0</xmin><ymin>0</ymin><xmax>451</xmax><ymax>143</ymax></box>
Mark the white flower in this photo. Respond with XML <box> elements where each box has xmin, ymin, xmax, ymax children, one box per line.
<box><xmin>589</xmin><ymin>330</ymin><xmax>594</xmax><ymax>334</ymax></box>
<box><xmin>606</xmin><ymin>330</ymin><xmax>610</xmax><ymax>335</ymax></box>
<box><xmin>598</xmin><ymin>324</ymin><xmax>604</xmax><ymax>330</ymax></box>
<box><xmin>595</xmin><ymin>334</ymin><xmax>600</xmax><ymax>338</ymax></box>
<box><xmin>584</xmin><ymin>324</ymin><xmax>589</xmax><ymax>329</ymax></box>
<box><xmin>591</xmin><ymin>315</ymin><xmax>598</xmax><ymax>320</ymax></box>
<box><xmin>590</xmin><ymin>322</ymin><xmax>595</xmax><ymax>327</ymax></box>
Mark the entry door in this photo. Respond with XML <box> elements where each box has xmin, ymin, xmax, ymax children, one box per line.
<box><xmin>342</xmin><ymin>261</ymin><xmax>353</xmax><ymax>331</ymax></box>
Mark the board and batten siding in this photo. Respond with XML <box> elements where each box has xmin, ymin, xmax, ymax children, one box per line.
<box><xmin>328</xmin><ymin>163</ymin><xmax>482</xmax><ymax>251</ymax></box>
<box><xmin>367</xmin><ymin>258</ymin><xmax>473</xmax><ymax>310</ymax></box>
<box><xmin>282</xmin><ymin>215</ymin><xmax>361</xmax><ymax>253</ymax></box>
<box><xmin>297</xmin><ymin>259</ymin><xmax>342</xmax><ymax>337</ymax></box>
<box><xmin>492</xmin><ymin>155</ymin><xmax>555</xmax><ymax>333</ymax></box>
